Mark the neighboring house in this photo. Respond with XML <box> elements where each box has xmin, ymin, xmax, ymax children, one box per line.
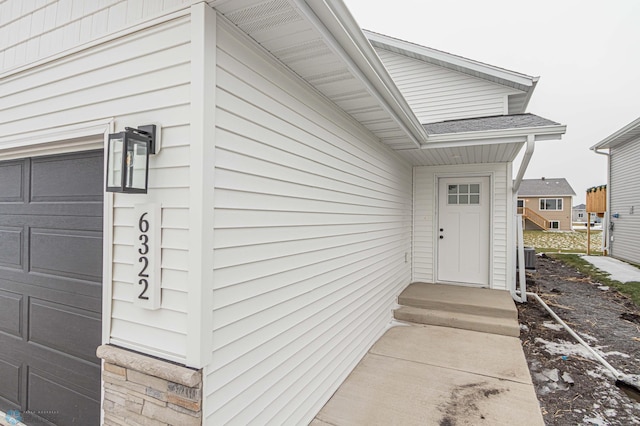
<box><xmin>572</xmin><ymin>203</ymin><xmax>601</xmax><ymax>225</ymax></box>
<box><xmin>591</xmin><ymin>117</ymin><xmax>640</xmax><ymax>265</ymax></box>
<box><xmin>517</xmin><ymin>178</ymin><xmax>576</xmax><ymax>230</ymax></box>
<box><xmin>0</xmin><ymin>1</ymin><xmax>565</xmax><ymax>425</ymax></box>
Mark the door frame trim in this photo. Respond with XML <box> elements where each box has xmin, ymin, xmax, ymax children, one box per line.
<box><xmin>434</xmin><ymin>172</ymin><xmax>494</xmax><ymax>287</ymax></box>
<box><xmin>0</xmin><ymin>118</ymin><xmax>114</xmax><ymax>345</ymax></box>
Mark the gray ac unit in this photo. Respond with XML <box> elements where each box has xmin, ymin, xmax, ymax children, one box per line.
<box><xmin>517</xmin><ymin>247</ymin><xmax>536</xmax><ymax>270</ymax></box>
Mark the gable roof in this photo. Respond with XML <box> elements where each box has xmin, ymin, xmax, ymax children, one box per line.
<box><xmin>211</xmin><ymin>0</ymin><xmax>565</xmax><ymax>166</ymax></box>
<box><xmin>518</xmin><ymin>178</ymin><xmax>576</xmax><ymax>197</ymax></box>
<box><xmin>363</xmin><ymin>30</ymin><xmax>537</xmax><ymax>113</ymax></box>
<box><xmin>591</xmin><ymin>116</ymin><xmax>640</xmax><ymax>150</ymax></box>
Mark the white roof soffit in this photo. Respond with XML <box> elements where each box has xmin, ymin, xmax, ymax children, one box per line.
<box><xmin>364</xmin><ymin>30</ymin><xmax>538</xmax><ymax>93</ymax></box>
<box><xmin>591</xmin><ymin>116</ymin><xmax>640</xmax><ymax>150</ymax></box>
<box><xmin>211</xmin><ymin>0</ymin><xmax>428</xmax><ymax>150</ymax></box>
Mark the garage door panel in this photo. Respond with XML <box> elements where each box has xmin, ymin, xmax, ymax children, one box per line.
<box><xmin>0</xmin><ymin>275</ymin><xmax>101</xmax><ymax>311</ymax></box>
<box><xmin>28</xmin><ymin>367</ymin><xmax>100</xmax><ymax>425</ymax></box>
<box><xmin>0</xmin><ymin>151</ymin><xmax>103</xmax><ymax>423</ymax></box>
<box><xmin>0</xmin><ymin>161</ymin><xmax>24</xmax><ymax>202</ymax></box>
<box><xmin>29</xmin><ymin>298</ymin><xmax>101</xmax><ymax>363</ymax></box>
<box><xmin>0</xmin><ymin>290</ymin><xmax>22</xmax><ymax>336</ymax></box>
<box><xmin>0</xmin><ymin>359</ymin><xmax>21</xmax><ymax>405</ymax></box>
<box><xmin>30</xmin><ymin>228</ymin><xmax>102</xmax><ymax>282</ymax></box>
<box><xmin>0</xmin><ymin>227</ymin><xmax>23</xmax><ymax>269</ymax></box>
<box><xmin>31</xmin><ymin>152</ymin><xmax>103</xmax><ymax>203</ymax></box>
<box><xmin>0</xmin><ymin>203</ymin><xmax>103</xmax><ymax>218</ymax></box>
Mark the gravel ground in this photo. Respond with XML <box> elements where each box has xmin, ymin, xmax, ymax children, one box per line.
<box><xmin>519</xmin><ymin>255</ymin><xmax>640</xmax><ymax>425</ymax></box>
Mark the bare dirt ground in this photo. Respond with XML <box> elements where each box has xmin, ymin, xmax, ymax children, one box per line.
<box><xmin>518</xmin><ymin>254</ymin><xmax>640</xmax><ymax>425</ymax></box>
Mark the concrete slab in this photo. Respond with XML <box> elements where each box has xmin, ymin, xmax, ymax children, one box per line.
<box><xmin>399</xmin><ymin>283</ymin><xmax>517</xmax><ymax>320</ymax></box>
<box><xmin>582</xmin><ymin>255</ymin><xmax>640</xmax><ymax>283</ymax></box>
<box><xmin>370</xmin><ymin>325</ymin><xmax>532</xmax><ymax>384</ymax></box>
<box><xmin>309</xmin><ymin>419</ymin><xmax>334</xmax><ymax>426</ymax></box>
<box><xmin>315</xmin><ymin>352</ymin><xmax>543</xmax><ymax>426</ymax></box>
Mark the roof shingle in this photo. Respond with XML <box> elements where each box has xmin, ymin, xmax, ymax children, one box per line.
<box><xmin>518</xmin><ymin>178</ymin><xmax>576</xmax><ymax>197</ymax></box>
<box><xmin>423</xmin><ymin>114</ymin><xmax>560</xmax><ymax>135</ymax></box>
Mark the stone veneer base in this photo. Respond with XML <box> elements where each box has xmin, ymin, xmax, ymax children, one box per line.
<box><xmin>96</xmin><ymin>345</ymin><xmax>203</xmax><ymax>426</ymax></box>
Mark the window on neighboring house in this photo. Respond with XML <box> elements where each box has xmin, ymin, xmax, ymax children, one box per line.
<box><xmin>540</xmin><ymin>198</ymin><xmax>563</xmax><ymax>211</ymax></box>
<box><xmin>517</xmin><ymin>199</ymin><xmax>524</xmax><ymax>208</ymax></box>
<box><xmin>578</xmin><ymin>212</ymin><xmax>584</xmax><ymax>218</ymax></box>
<box><xmin>549</xmin><ymin>221</ymin><xmax>559</xmax><ymax>229</ymax></box>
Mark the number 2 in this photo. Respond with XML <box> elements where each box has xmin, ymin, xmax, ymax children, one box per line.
<box><xmin>138</xmin><ymin>279</ymin><xmax>149</xmax><ymax>300</ymax></box>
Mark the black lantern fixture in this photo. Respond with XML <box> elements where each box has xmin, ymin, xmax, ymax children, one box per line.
<box><xmin>106</xmin><ymin>125</ymin><xmax>157</xmax><ymax>193</ymax></box>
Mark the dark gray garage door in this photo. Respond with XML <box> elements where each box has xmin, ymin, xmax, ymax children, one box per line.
<box><xmin>0</xmin><ymin>150</ymin><xmax>103</xmax><ymax>425</ymax></box>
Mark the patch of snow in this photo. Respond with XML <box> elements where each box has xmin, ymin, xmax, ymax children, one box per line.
<box><xmin>562</xmin><ymin>372</ymin><xmax>575</xmax><ymax>384</ymax></box>
<box><xmin>578</xmin><ymin>332</ymin><xmax>598</xmax><ymax>342</ymax></box>
<box><xmin>535</xmin><ymin>337</ymin><xmax>598</xmax><ymax>360</ymax></box>
<box><xmin>586</xmin><ymin>366</ymin><xmax>617</xmax><ymax>381</ymax></box>
<box><xmin>598</xmin><ymin>286</ymin><xmax>610</xmax><ymax>291</ymax></box>
<box><xmin>542</xmin><ymin>321</ymin><xmax>564</xmax><ymax>331</ymax></box>
<box><xmin>533</xmin><ymin>372</ymin><xmax>548</xmax><ymax>383</ymax></box>
<box><xmin>584</xmin><ymin>412</ymin><xmax>607</xmax><ymax>425</ymax></box>
<box><xmin>602</xmin><ymin>350</ymin><xmax>630</xmax><ymax>358</ymax></box>
<box><xmin>542</xmin><ymin>368</ymin><xmax>559</xmax><ymax>382</ymax></box>
<box><xmin>520</xmin><ymin>324</ymin><xmax>529</xmax><ymax>331</ymax></box>
<box><xmin>604</xmin><ymin>408</ymin><xmax>617</xmax><ymax>417</ymax></box>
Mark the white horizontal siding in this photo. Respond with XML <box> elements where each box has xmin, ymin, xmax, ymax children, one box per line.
<box><xmin>375</xmin><ymin>47</ymin><xmax>521</xmax><ymax>124</ymax></box>
<box><xmin>413</xmin><ymin>163</ymin><xmax>509</xmax><ymax>290</ymax></box>
<box><xmin>0</xmin><ymin>0</ymin><xmax>191</xmax><ymax>73</ymax></box>
<box><xmin>610</xmin><ymin>139</ymin><xmax>640</xmax><ymax>264</ymax></box>
<box><xmin>205</xmin><ymin>22</ymin><xmax>412</xmax><ymax>425</ymax></box>
<box><xmin>0</xmin><ymin>16</ymin><xmax>192</xmax><ymax>362</ymax></box>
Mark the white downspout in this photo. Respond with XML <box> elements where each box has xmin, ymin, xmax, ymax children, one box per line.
<box><xmin>592</xmin><ymin>148</ymin><xmax>610</xmax><ymax>254</ymax></box>
<box><xmin>513</xmin><ymin>135</ymin><xmax>536</xmax><ymax>193</ymax></box>
<box><xmin>511</xmin><ymin>135</ymin><xmax>536</xmax><ymax>303</ymax></box>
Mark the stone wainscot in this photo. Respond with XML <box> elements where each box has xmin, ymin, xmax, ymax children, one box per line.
<box><xmin>97</xmin><ymin>345</ymin><xmax>202</xmax><ymax>426</ymax></box>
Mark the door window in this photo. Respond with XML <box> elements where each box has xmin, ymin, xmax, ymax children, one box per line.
<box><xmin>447</xmin><ymin>183</ymin><xmax>480</xmax><ymax>205</ymax></box>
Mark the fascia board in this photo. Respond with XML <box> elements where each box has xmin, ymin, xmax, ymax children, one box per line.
<box><xmin>518</xmin><ymin>78</ymin><xmax>539</xmax><ymax>111</ymax></box>
<box><xmin>364</xmin><ymin>30</ymin><xmax>536</xmax><ymax>91</ymax></box>
<box><xmin>590</xmin><ymin>116</ymin><xmax>640</xmax><ymax>150</ymax></box>
<box><xmin>301</xmin><ymin>0</ymin><xmax>429</xmax><ymax>147</ymax></box>
<box><xmin>519</xmin><ymin>193</ymin><xmax>577</xmax><ymax>197</ymax></box>
<box><xmin>422</xmin><ymin>125</ymin><xmax>567</xmax><ymax>148</ymax></box>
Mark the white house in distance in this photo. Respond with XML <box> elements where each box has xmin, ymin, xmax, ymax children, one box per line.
<box><xmin>0</xmin><ymin>1</ymin><xmax>566</xmax><ymax>424</ymax></box>
<box><xmin>591</xmin><ymin>117</ymin><xmax>640</xmax><ymax>265</ymax></box>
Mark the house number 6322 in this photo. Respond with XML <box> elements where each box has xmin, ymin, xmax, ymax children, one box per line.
<box><xmin>133</xmin><ymin>204</ymin><xmax>161</xmax><ymax>310</ymax></box>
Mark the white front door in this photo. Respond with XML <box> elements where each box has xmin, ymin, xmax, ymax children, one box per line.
<box><xmin>437</xmin><ymin>176</ymin><xmax>489</xmax><ymax>286</ymax></box>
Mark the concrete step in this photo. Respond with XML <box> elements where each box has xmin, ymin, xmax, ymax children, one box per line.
<box><xmin>398</xmin><ymin>282</ymin><xmax>517</xmax><ymax>321</ymax></box>
<box><xmin>394</xmin><ymin>305</ymin><xmax>521</xmax><ymax>337</ymax></box>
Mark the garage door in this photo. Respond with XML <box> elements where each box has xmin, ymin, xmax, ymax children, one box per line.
<box><xmin>0</xmin><ymin>151</ymin><xmax>103</xmax><ymax>425</ymax></box>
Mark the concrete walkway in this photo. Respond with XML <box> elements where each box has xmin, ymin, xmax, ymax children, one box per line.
<box><xmin>313</xmin><ymin>284</ymin><xmax>543</xmax><ymax>426</ymax></box>
<box><xmin>582</xmin><ymin>255</ymin><xmax>640</xmax><ymax>283</ymax></box>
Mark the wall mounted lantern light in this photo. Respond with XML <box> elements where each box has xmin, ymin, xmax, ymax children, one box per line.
<box><xmin>106</xmin><ymin>125</ymin><xmax>159</xmax><ymax>193</ymax></box>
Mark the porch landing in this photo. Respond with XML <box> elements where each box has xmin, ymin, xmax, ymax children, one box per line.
<box><xmin>312</xmin><ymin>283</ymin><xmax>543</xmax><ymax>426</ymax></box>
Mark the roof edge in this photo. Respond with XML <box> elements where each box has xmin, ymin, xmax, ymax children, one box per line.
<box><xmin>424</xmin><ymin>124</ymin><xmax>567</xmax><ymax>144</ymax></box>
<box><xmin>364</xmin><ymin>29</ymin><xmax>537</xmax><ymax>91</ymax></box>
<box><xmin>591</xmin><ymin>116</ymin><xmax>640</xmax><ymax>150</ymax></box>
<box><xmin>302</xmin><ymin>0</ymin><xmax>429</xmax><ymax>147</ymax></box>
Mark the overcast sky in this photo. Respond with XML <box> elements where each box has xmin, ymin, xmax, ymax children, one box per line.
<box><xmin>343</xmin><ymin>0</ymin><xmax>640</xmax><ymax>204</ymax></box>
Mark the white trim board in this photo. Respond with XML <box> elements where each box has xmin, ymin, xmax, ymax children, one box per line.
<box><xmin>0</xmin><ymin>118</ymin><xmax>113</xmax><ymax>160</ymax></box>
